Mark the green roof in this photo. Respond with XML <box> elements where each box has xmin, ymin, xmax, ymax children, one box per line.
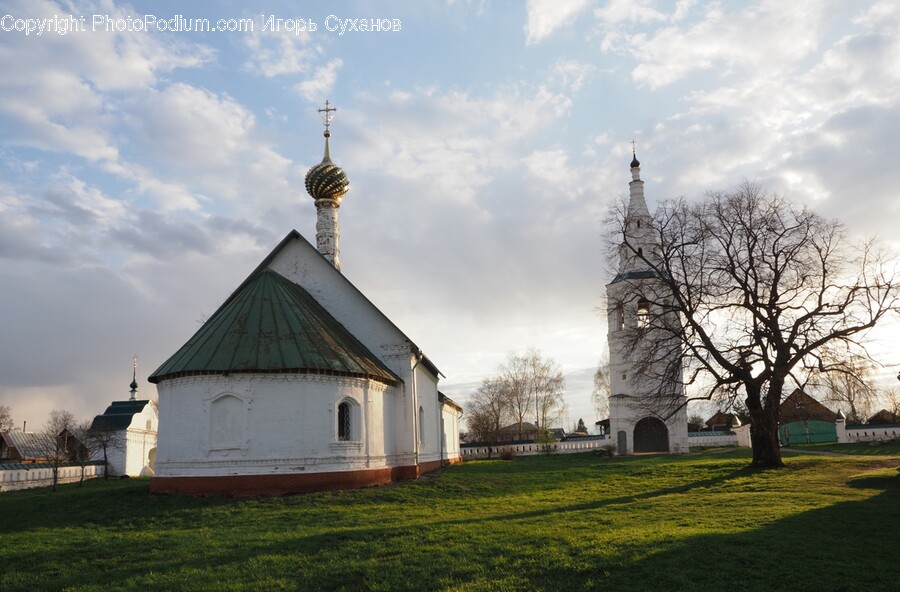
<box><xmin>149</xmin><ymin>268</ymin><xmax>399</xmax><ymax>386</ymax></box>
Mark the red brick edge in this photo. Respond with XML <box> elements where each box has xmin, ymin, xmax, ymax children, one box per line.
<box><xmin>149</xmin><ymin>456</ymin><xmax>463</xmax><ymax>497</ymax></box>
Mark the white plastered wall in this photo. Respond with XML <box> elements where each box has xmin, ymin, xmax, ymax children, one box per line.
<box><xmin>154</xmin><ymin>373</ymin><xmax>396</xmax><ymax>478</ymax></box>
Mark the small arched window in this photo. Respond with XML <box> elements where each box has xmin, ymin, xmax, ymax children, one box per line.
<box><xmin>338</xmin><ymin>402</ymin><xmax>352</xmax><ymax>441</ymax></box>
<box><xmin>418</xmin><ymin>406</ymin><xmax>425</xmax><ymax>444</ymax></box>
<box><xmin>637</xmin><ymin>299</ymin><xmax>651</xmax><ymax>328</ymax></box>
<box><xmin>637</xmin><ymin>247</ymin><xmax>643</xmax><ymax>257</ymax></box>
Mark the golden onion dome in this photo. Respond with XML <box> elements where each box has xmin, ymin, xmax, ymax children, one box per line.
<box><xmin>305</xmin><ymin>132</ymin><xmax>349</xmax><ymax>201</ymax></box>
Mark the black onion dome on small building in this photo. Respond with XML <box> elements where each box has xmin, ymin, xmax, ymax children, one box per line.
<box><xmin>305</xmin><ymin>132</ymin><xmax>349</xmax><ymax>201</ymax></box>
<box><xmin>149</xmin><ymin>268</ymin><xmax>399</xmax><ymax>386</ymax></box>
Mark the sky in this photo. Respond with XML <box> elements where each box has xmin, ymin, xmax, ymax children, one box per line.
<box><xmin>1</xmin><ymin>0</ymin><xmax>899</xmax><ymax>433</ymax></box>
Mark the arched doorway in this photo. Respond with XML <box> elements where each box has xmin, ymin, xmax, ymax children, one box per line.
<box><xmin>634</xmin><ymin>417</ymin><xmax>669</xmax><ymax>452</ymax></box>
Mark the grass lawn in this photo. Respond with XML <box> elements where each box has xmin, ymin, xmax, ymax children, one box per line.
<box><xmin>1</xmin><ymin>449</ymin><xmax>898</xmax><ymax>591</ymax></box>
<box><xmin>788</xmin><ymin>441</ymin><xmax>900</xmax><ymax>456</ymax></box>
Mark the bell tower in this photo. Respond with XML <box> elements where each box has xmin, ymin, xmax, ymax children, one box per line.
<box><xmin>606</xmin><ymin>149</ymin><xmax>688</xmax><ymax>455</ymax></box>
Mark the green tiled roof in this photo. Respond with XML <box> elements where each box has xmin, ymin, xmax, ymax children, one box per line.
<box><xmin>149</xmin><ymin>268</ymin><xmax>399</xmax><ymax>386</ymax></box>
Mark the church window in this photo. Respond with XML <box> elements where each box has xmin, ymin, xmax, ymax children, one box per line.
<box><xmin>146</xmin><ymin>420</ymin><xmax>152</xmax><ymax>431</ymax></box>
<box><xmin>613</xmin><ymin>305</ymin><xmax>624</xmax><ymax>332</ymax></box>
<box><xmin>338</xmin><ymin>402</ymin><xmax>352</xmax><ymax>441</ymax></box>
<box><xmin>210</xmin><ymin>394</ymin><xmax>244</xmax><ymax>450</ymax></box>
<box><xmin>418</xmin><ymin>406</ymin><xmax>425</xmax><ymax>444</ymax></box>
<box><xmin>638</xmin><ymin>247</ymin><xmax>643</xmax><ymax>257</ymax></box>
<box><xmin>637</xmin><ymin>299</ymin><xmax>651</xmax><ymax>328</ymax></box>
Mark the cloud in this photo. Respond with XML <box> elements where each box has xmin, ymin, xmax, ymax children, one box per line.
<box><xmin>243</xmin><ymin>27</ymin><xmax>316</xmax><ymax>77</ymax></box>
<box><xmin>138</xmin><ymin>84</ymin><xmax>257</xmax><ymax>170</ymax></box>
<box><xmin>525</xmin><ymin>0</ymin><xmax>593</xmax><ymax>44</ymax></box>
<box><xmin>594</xmin><ymin>0</ymin><xmax>670</xmax><ymax>25</ymax></box>
<box><xmin>597</xmin><ymin>0</ymin><xmax>829</xmax><ymax>90</ymax></box>
<box><xmin>0</xmin><ymin>0</ymin><xmax>211</xmax><ymax>162</ymax></box>
<box><xmin>294</xmin><ymin>59</ymin><xmax>344</xmax><ymax>102</ymax></box>
<box><xmin>551</xmin><ymin>59</ymin><xmax>596</xmax><ymax>92</ymax></box>
<box><xmin>345</xmin><ymin>83</ymin><xmax>573</xmax><ymax>208</ymax></box>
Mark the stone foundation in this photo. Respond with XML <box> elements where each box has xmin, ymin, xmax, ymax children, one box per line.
<box><xmin>149</xmin><ymin>458</ymin><xmax>459</xmax><ymax>497</ymax></box>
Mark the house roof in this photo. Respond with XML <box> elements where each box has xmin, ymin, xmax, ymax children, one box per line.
<box><xmin>439</xmin><ymin>392</ymin><xmax>463</xmax><ymax>413</ymax></box>
<box><xmin>609</xmin><ymin>269</ymin><xmax>662</xmax><ymax>284</ymax></box>
<box><xmin>1</xmin><ymin>431</ymin><xmax>47</xmax><ymax>459</ymax></box>
<box><xmin>867</xmin><ymin>409</ymin><xmax>900</xmax><ymax>425</ymax></box>
<box><xmin>90</xmin><ymin>400</ymin><xmax>151</xmax><ymax>432</ymax></box>
<box><xmin>780</xmin><ymin>389</ymin><xmax>837</xmax><ymax>423</ymax></box>
<box><xmin>149</xmin><ymin>268</ymin><xmax>400</xmax><ymax>386</ymax></box>
<box><xmin>705</xmin><ymin>411</ymin><xmax>736</xmax><ymax>427</ymax></box>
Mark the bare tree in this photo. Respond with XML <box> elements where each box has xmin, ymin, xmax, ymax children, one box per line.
<box><xmin>808</xmin><ymin>346</ymin><xmax>878</xmax><ymax>424</ymax></box>
<box><xmin>82</xmin><ymin>423</ymin><xmax>125</xmax><ymax>481</ymax></box>
<box><xmin>500</xmin><ymin>348</ymin><xmax>566</xmax><ymax>439</ymax></box>
<box><xmin>465</xmin><ymin>377</ymin><xmax>512</xmax><ymax>458</ymax></box>
<box><xmin>591</xmin><ymin>351</ymin><xmax>611</xmax><ymax>421</ymax></box>
<box><xmin>70</xmin><ymin>420</ymin><xmax>98</xmax><ymax>486</ymax></box>
<box><xmin>0</xmin><ymin>405</ymin><xmax>13</xmax><ymax>432</ymax></box>
<box><xmin>688</xmin><ymin>414</ymin><xmax>705</xmax><ymax>432</ymax></box>
<box><xmin>36</xmin><ymin>409</ymin><xmax>77</xmax><ymax>491</ymax></box>
<box><xmin>882</xmin><ymin>388</ymin><xmax>900</xmax><ymax>423</ymax></box>
<box><xmin>607</xmin><ymin>182</ymin><xmax>899</xmax><ymax>468</ymax></box>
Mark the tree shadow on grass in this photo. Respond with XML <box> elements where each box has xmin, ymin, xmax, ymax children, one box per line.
<box><xmin>530</xmin><ymin>467</ymin><xmax>900</xmax><ymax>592</ymax></box>
<box><xmin>0</xmin><ymin>478</ymin><xmax>237</xmax><ymax>534</ymax></box>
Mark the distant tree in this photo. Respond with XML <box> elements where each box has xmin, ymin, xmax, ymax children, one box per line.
<box><xmin>465</xmin><ymin>377</ymin><xmax>512</xmax><ymax>459</ymax></box>
<box><xmin>500</xmin><ymin>348</ymin><xmax>566</xmax><ymax>439</ymax></box>
<box><xmin>70</xmin><ymin>420</ymin><xmax>98</xmax><ymax>486</ymax></box>
<box><xmin>591</xmin><ymin>350</ymin><xmax>611</xmax><ymax>422</ymax></box>
<box><xmin>535</xmin><ymin>427</ymin><xmax>557</xmax><ymax>455</ymax></box>
<box><xmin>575</xmin><ymin>418</ymin><xmax>587</xmax><ymax>433</ymax></box>
<box><xmin>606</xmin><ymin>182</ymin><xmax>900</xmax><ymax>468</ymax></box>
<box><xmin>808</xmin><ymin>347</ymin><xmax>878</xmax><ymax>424</ymax></box>
<box><xmin>36</xmin><ymin>409</ymin><xmax>76</xmax><ymax>491</ymax></box>
<box><xmin>0</xmin><ymin>405</ymin><xmax>13</xmax><ymax>432</ymax></box>
<box><xmin>82</xmin><ymin>424</ymin><xmax>125</xmax><ymax>481</ymax></box>
<box><xmin>883</xmin><ymin>388</ymin><xmax>900</xmax><ymax>423</ymax></box>
<box><xmin>688</xmin><ymin>414</ymin><xmax>705</xmax><ymax>432</ymax></box>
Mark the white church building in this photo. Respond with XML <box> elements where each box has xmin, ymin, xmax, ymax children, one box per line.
<box><xmin>149</xmin><ymin>104</ymin><xmax>462</xmax><ymax>496</ymax></box>
<box><xmin>606</xmin><ymin>153</ymin><xmax>689</xmax><ymax>455</ymax></box>
<box><xmin>90</xmin><ymin>361</ymin><xmax>158</xmax><ymax>477</ymax></box>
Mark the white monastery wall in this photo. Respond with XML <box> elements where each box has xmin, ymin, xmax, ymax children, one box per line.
<box><xmin>461</xmin><ymin>438</ymin><xmax>611</xmax><ymax>459</ymax></box>
<box><xmin>687</xmin><ymin>432</ymin><xmax>739</xmax><ymax>447</ymax></box>
<box><xmin>442</xmin><ymin>404</ymin><xmax>461</xmax><ymax>460</ymax></box>
<box><xmin>836</xmin><ymin>419</ymin><xmax>900</xmax><ymax>444</ymax></box>
<box><xmin>0</xmin><ymin>464</ymin><xmax>104</xmax><ymax>492</ymax></box>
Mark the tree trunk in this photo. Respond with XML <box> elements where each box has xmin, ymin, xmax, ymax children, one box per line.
<box><xmin>745</xmin><ymin>380</ymin><xmax>785</xmax><ymax>469</ymax></box>
<box><xmin>748</xmin><ymin>407</ymin><xmax>784</xmax><ymax>468</ymax></box>
<box><xmin>102</xmin><ymin>448</ymin><xmax>109</xmax><ymax>481</ymax></box>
